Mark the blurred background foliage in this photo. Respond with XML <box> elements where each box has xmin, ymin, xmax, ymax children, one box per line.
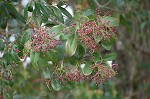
<box><xmin>0</xmin><ymin>0</ymin><xmax>150</xmax><ymax>99</ymax></box>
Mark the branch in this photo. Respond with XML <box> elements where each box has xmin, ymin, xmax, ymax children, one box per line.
<box><xmin>93</xmin><ymin>0</ymin><xmax>119</xmax><ymax>12</ymax></box>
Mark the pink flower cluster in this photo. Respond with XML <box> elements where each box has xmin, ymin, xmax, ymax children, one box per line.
<box><xmin>77</xmin><ymin>17</ymin><xmax>116</xmax><ymax>52</ymax></box>
<box><xmin>90</xmin><ymin>63</ymin><xmax>116</xmax><ymax>85</ymax></box>
<box><xmin>3</xmin><ymin>70</ymin><xmax>13</xmax><ymax>81</ymax></box>
<box><xmin>30</xmin><ymin>26</ymin><xmax>61</xmax><ymax>52</ymax></box>
<box><xmin>46</xmin><ymin>63</ymin><xmax>117</xmax><ymax>86</ymax></box>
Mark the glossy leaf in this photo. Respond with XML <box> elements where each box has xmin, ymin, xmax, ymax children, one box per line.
<box><xmin>33</xmin><ymin>2</ymin><xmax>40</xmax><ymax>16</ymax></box>
<box><xmin>30</xmin><ymin>50</ymin><xmax>34</xmax><ymax>63</ymax></box>
<box><xmin>39</xmin><ymin>3</ymin><xmax>49</xmax><ymax>21</ymax></box>
<box><xmin>3</xmin><ymin>49</ymin><xmax>11</xmax><ymax>65</ymax></box>
<box><xmin>57</xmin><ymin>1</ymin><xmax>66</xmax><ymax>6</ymax></box>
<box><xmin>44</xmin><ymin>21</ymin><xmax>57</xmax><ymax>27</ymax></box>
<box><xmin>48</xmin><ymin>24</ymin><xmax>64</xmax><ymax>37</ymax></box>
<box><xmin>6</xmin><ymin>3</ymin><xmax>25</xmax><ymax>23</ymax></box>
<box><xmin>102</xmin><ymin>61</ymin><xmax>110</xmax><ymax>67</ymax></box>
<box><xmin>101</xmin><ymin>40</ymin><xmax>112</xmax><ymax>50</ymax></box>
<box><xmin>51</xmin><ymin>6</ymin><xmax>64</xmax><ymax>23</ymax></box>
<box><xmin>32</xmin><ymin>52</ymin><xmax>39</xmax><ymax>67</ymax></box>
<box><xmin>101</xmin><ymin>16</ymin><xmax>119</xmax><ymax>27</ymax></box>
<box><xmin>45</xmin><ymin>51</ymin><xmax>58</xmax><ymax>63</ymax></box>
<box><xmin>103</xmin><ymin>52</ymin><xmax>117</xmax><ymax>61</ymax></box>
<box><xmin>0</xmin><ymin>39</ymin><xmax>4</xmax><ymax>51</ymax></box>
<box><xmin>57</xmin><ymin>6</ymin><xmax>72</xmax><ymax>19</ymax></box>
<box><xmin>11</xmin><ymin>50</ymin><xmax>20</xmax><ymax>63</ymax></box>
<box><xmin>65</xmin><ymin>34</ymin><xmax>77</xmax><ymax>57</ymax></box>
<box><xmin>83</xmin><ymin>8</ymin><xmax>94</xmax><ymax>16</ymax></box>
<box><xmin>87</xmin><ymin>0</ymin><xmax>96</xmax><ymax>9</ymax></box>
<box><xmin>93</xmin><ymin>51</ymin><xmax>101</xmax><ymax>62</ymax></box>
<box><xmin>3</xmin><ymin>3</ymin><xmax>9</xmax><ymax>18</ymax></box>
<box><xmin>21</xmin><ymin>30</ymin><xmax>30</xmax><ymax>44</ymax></box>
<box><xmin>24</xmin><ymin>3</ymin><xmax>29</xmax><ymax>20</ymax></box>
<box><xmin>0</xmin><ymin>3</ymin><xmax>9</xmax><ymax>29</ymax></box>
<box><xmin>83</xmin><ymin>62</ymin><xmax>93</xmax><ymax>75</ymax></box>
<box><xmin>0</xmin><ymin>19</ymin><xmax>7</xmax><ymax>29</ymax></box>
<box><xmin>40</xmin><ymin>3</ymin><xmax>50</xmax><ymax>15</ymax></box>
<box><xmin>23</xmin><ymin>40</ymin><xmax>31</xmax><ymax>56</ymax></box>
<box><xmin>30</xmin><ymin>50</ymin><xmax>39</xmax><ymax>68</ymax></box>
<box><xmin>60</xmin><ymin>33</ymin><xmax>72</xmax><ymax>41</ymax></box>
<box><xmin>116</xmin><ymin>0</ymin><xmax>125</xmax><ymax>7</ymax></box>
<box><xmin>94</xmin><ymin>34</ymin><xmax>102</xmax><ymax>43</ymax></box>
<box><xmin>38</xmin><ymin>57</ymin><xmax>49</xmax><ymax>67</ymax></box>
<box><xmin>51</xmin><ymin>79</ymin><xmax>61</xmax><ymax>91</ymax></box>
<box><xmin>77</xmin><ymin>44</ymin><xmax>85</xmax><ymax>59</ymax></box>
<box><xmin>43</xmin><ymin>70</ymin><xmax>51</xmax><ymax>79</ymax></box>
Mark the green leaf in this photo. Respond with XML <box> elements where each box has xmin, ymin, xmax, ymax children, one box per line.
<box><xmin>76</xmin><ymin>44</ymin><xmax>85</xmax><ymax>58</ymax></box>
<box><xmin>73</xmin><ymin>16</ymin><xmax>89</xmax><ymax>30</ymax></box>
<box><xmin>10</xmin><ymin>28</ymin><xmax>21</xmax><ymax>34</ymax></box>
<box><xmin>65</xmin><ymin>34</ymin><xmax>77</xmax><ymax>57</ymax></box>
<box><xmin>4</xmin><ymin>79</ymin><xmax>14</xmax><ymax>87</ymax></box>
<box><xmin>51</xmin><ymin>79</ymin><xmax>61</xmax><ymax>91</ymax></box>
<box><xmin>60</xmin><ymin>33</ymin><xmax>72</xmax><ymax>41</ymax></box>
<box><xmin>39</xmin><ymin>3</ymin><xmax>50</xmax><ymax>21</ymax></box>
<box><xmin>0</xmin><ymin>19</ymin><xmax>7</xmax><ymax>29</ymax></box>
<box><xmin>70</xmin><ymin>56</ymin><xmax>78</xmax><ymax>65</ymax></box>
<box><xmin>3</xmin><ymin>49</ymin><xmax>11</xmax><ymax>65</ymax></box>
<box><xmin>57</xmin><ymin>1</ymin><xmax>66</xmax><ymax>6</ymax></box>
<box><xmin>33</xmin><ymin>2</ymin><xmax>40</xmax><ymax>15</ymax></box>
<box><xmin>28</xmin><ymin>6</ymin><xmax>33</xmax><ymax>12</ymax></box>
<box><xmin>102</xmin><ymin>61</ymin><xmax>110</xmax><ymax>67</ymax></box>
<box><xmin>40</xmin><ymin>3</ymin><xmax>50</xmax><ymax>15</ymax></box>
<box><xmin>101</xmin><ymin>16</ymin><xmax>119</xmax><ymax>27</ymax></box>
<box><xmin>116</xmin><ymin>0</ymin><xmax>125</xmax><ymax>7</ymax></box>
<box><xmin>24</xmin><ymin>3</ymin><xmax>29</xmax><ymax>20</ymax></box>
<box><xmin>45</xmin><ymin>51</ymin><xmax>58</xmax><ymax>63</ymax></box>
<box><xmin>109</xmin><ymin>37</ymin><xmax>116</xmax><ymax>45</ymax></box>
<box><xmin>30</xmin><ymin>50</ymin><xmax>34</xmax><ymax>63</ymax></box>
<box><xmin>83</xmin><ymin>62</ymin><xmax>93</xmax><ymax>75</ymax></box>
<box><xmin>11</xmin><ymin>0</ymin><xmax>18</xmax><ymax>2</ymax></box>
<box><xmin>103</xmin><ymin>52</ymin><xmax>117</xmax><ymax>61</ymax></box>
<box><xmin>37</xmin><ymin>10</ymin><xmax>43</xmax><ymax>24</ymax></box>
<box><xmin>6</xmin><ymin>3</ymin><xmax>25</xmax><ymax>23</ymax></box>
<box><xmin>30</xmin><ymin>50</ymin><xmax>39</xmax><ymax>68</ymax></box>
<box><xmin>33</xmin><ymin>2</ymin><xmax>43</xmax><ymax>24</ymax></box>
<box><xmin>78</xmin><ymin>16</ymin><xmax>89</xmax><ymax>23</ymax></box>
<box><xmin>38</xmin><ymin>57</ymin><xmax>49</xmax><ymax>67</ymax></box>
<box><xmin>87</xmin><ymin>0</ymin><xmax>96</xmax><ymax>9</ymax></box>
<box><xmin>44</xmin><ymin>21</ymin><xmax>57</xmax><ymax>27</ymax></box>
<box><xmin>1</xmin><ymin>3</ymin><xmax>9</xmax><ymax>18</ymax></box>
<box><xmin>32</xmin><ymin>52</ymin><xmax>39</xmax><ymax>68</ymax></box>
<box><xmin>30</xmin><ymin>15</ymin><xmax>39</xmax><ymax>26</ymax></box>
<box><xmin>94</xmin><ymin>34</ymin><xmax>102</xmax><ymax>43</ymax></box>
<box><xmin>0</xmin><ymin>39</ymin><xmax>4</xmax><ymax>51</ymax></box>
<box><xmin>57</xmin><ymin>6</ymin><xmax>72</xmax><ymax>19</ymax></box>
<box><xmin>21</xmin><ymin>30</ymin><xmax>30</xmax><ymax>44</ymax></box>
<box><xmin>51</xmin><ymin>6</ymin><xmax>64</xmax><ymax>23</ymax></box>
<box><xmin>120</xmin><ymin>14</ymin><xmax>126</xmax><ymax>25</ymax></box>
<box><xmin>93</xmin><ymin>51</ymin><xmax>101</xmax><ymax>62</ymax></box>
<box><xmin>0</xmin><ymin>3</ymin><xmax>9</xmax><ymax>29</ymax></box>
<box><xmin>11</xmin><ymin>50</ymin><xmax>20</xmax><ymax>63</ymax></box>
<box><xmin>23</xmin><ymin>40</ymin><xmax>31</xmax><ymax>55</ymax></box>
<box><xmin>83</xmin><ymin>8</ymin><xmax>94</xmax><ymax>16</ymax></box>
<box><xmin>101</xmin><ymin>40</ymin><xmax>112</xmax><ymax>50</ymax></box>
<box><xmin>45</xmin><ymin>51</ymin><xmax>53</xmax><ymax>61</ymax></box>
<box><xmin>48</xmin><ymin>24</ymin><xmax>64</xmax><ymax>37</ymax></box>
<box><xmin>43</xmin><ymin>70</ymin><xmax>51</xmax><ymax>78</ymax></box>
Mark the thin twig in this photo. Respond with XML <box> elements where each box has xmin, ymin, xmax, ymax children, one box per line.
<box><xmin>93</xmin><ymin>0</ymin><xmax>119</xmax><ymax>12</ymax></box>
